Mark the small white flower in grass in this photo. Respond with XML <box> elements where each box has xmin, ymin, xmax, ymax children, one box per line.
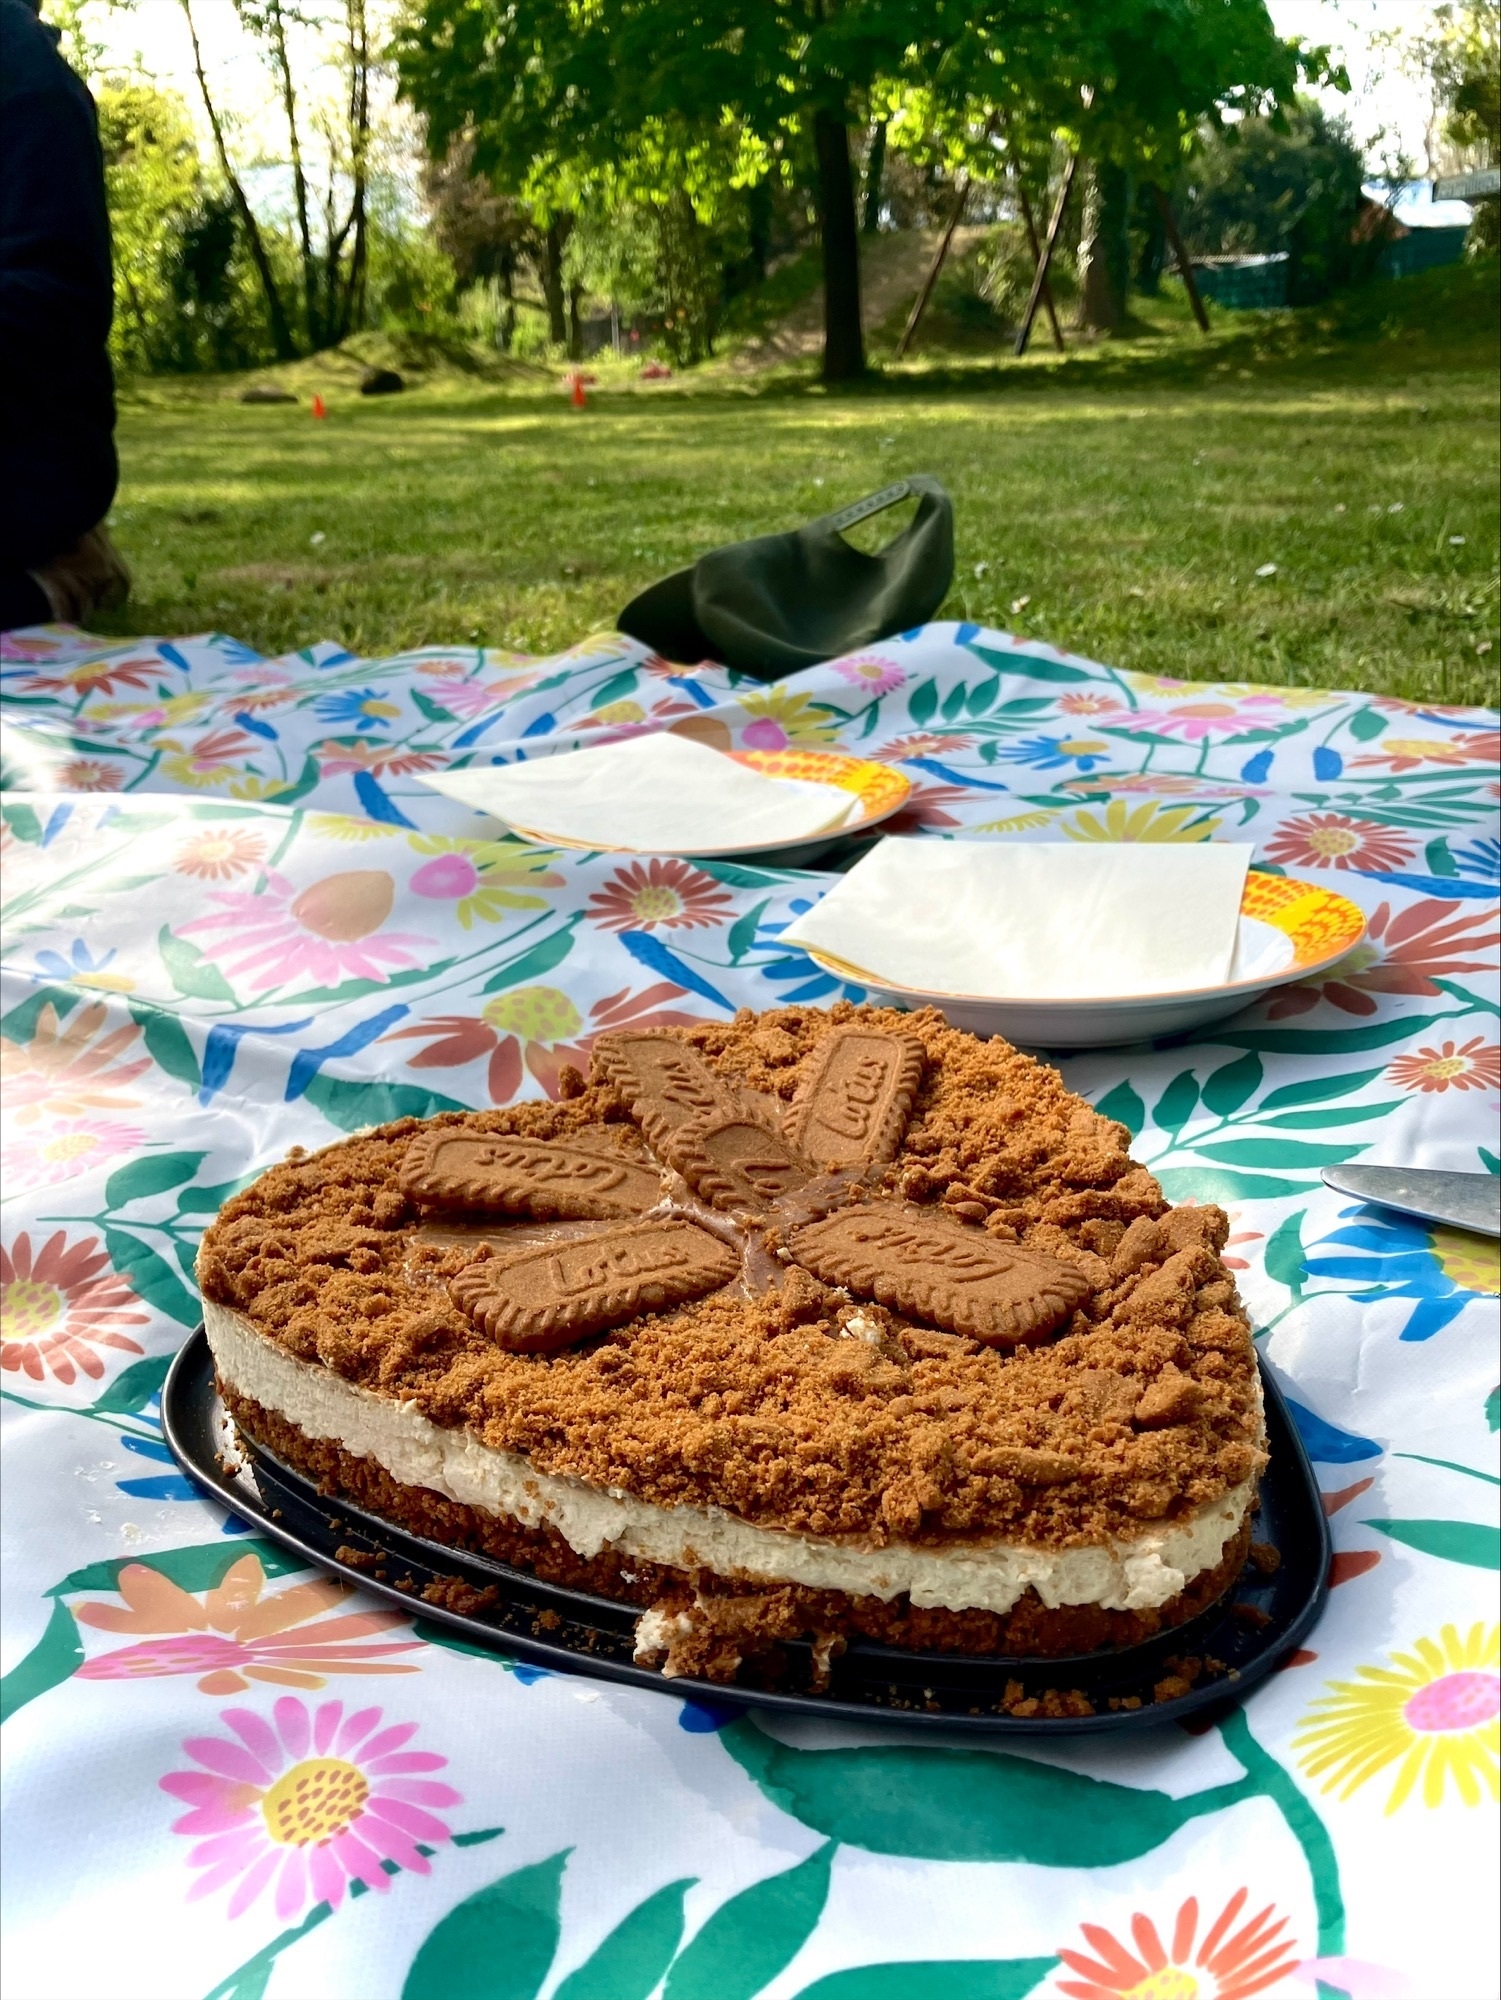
<box><xmin>1477</xmin><ymin>639</ymin><xmax>1493</xmax><ymax>657</ymax></box>
<box><xmin>1010</xmin><ymin>595</ymin><xmax>1030</xmax><ymax>615</ymax></box>
<box><xmin>309</xmin><ymin>531</ymin><xmax>326</xmax><ymax>546</ymax></box>
<box><xmin>1255</xmin><ymin>563</ymin><xmax>1278</xmax><ymax>578</ymax></box>
<box><xmin>1127</xmin><ymin>586</ymin><xmax>1145</xmax><ymax>598</ymax></box>
<box><xmin>1334</xmin><ymin>503</ymin><xmax>1347</xmax><ymax>514</ymax></box>
<box><xmin>813</xmin><ymin>477</ymin><xmax>824</xmax><ymax>487</ymax></box>
<box><xmin>1388</xmin><ymin>501</ymin><xmax>1404</xmax><ymax>513</ymax></box>
<box><xmin>1450</xmin><ymin>535</ymin><xmax>1466</xmax><ymax>546</ymax></box>
<box><xmin>973</xmin><ymin>560</ymin><xmax>989</xmax><ymax>578</ymax></box>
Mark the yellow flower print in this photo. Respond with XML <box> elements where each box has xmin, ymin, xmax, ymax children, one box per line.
<box><xmin>308</xmin><ymin>813</ymin><xmax>399</xmax><ymax>842</ymax></box>
<box><xmin>1293</xmin><ymin>1624</ymin><xmax>1499</xmax><ymax>1814</ymax></box>
<box><xmin>1062</xmin><ymin>800</ymin><xmax>1223</xmax><ymax>843</ymax></box>
<box><xmin>970</xmin><ymin>810</ymin><xmax>1058</xmax><ymax>834</ymax></box>
<box><xmin>738</xmin><ymin>689</ymin><xmax>843</xmax><ymax>750</ymax></box>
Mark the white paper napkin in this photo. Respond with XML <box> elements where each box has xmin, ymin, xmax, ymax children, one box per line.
<box><xmin>417</xmin><ymin>733</ymin><xmax>855</xmax><ymax>851</ymax></box>
<box><xmin>781</xmin><ymin>839</ymin><xmax>1256</xmax><ymax>999</ymax></box>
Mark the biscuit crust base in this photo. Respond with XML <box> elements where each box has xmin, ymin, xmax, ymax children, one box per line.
<box><xmin>222</xmin><ymin>1383</ymin><xmax>1253</xmax><ymax>1678</ymax></box>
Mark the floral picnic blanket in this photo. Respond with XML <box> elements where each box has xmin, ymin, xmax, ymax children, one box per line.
<box><xmin>2</xmin><ymin>618</ymin><xmax>1497</xmax><ymax>2000</ymax></box>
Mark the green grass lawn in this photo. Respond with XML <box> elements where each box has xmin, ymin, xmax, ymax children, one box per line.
<box><xmin>100</xmin><ymin>262</ymin><xmax>1500</xmax><ymax>705</ymax></box>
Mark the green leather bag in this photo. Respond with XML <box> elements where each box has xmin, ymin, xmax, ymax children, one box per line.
<box><xmin>617</xmin><ymin>475</ymin><xmax>954</xmax><ymax>681</ymax></box>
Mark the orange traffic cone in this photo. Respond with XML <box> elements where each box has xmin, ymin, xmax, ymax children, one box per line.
<box><xmin>312</xmin><ymin>393</ymin><xmax>328</xmax><ymax>420</ymax></box>
<box><xmin>570</xmin><ymin>373</ymin><xmax>586</xmax><ymax>410</ymax></box>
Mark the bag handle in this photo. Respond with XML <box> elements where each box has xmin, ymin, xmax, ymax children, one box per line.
<box><xmin>825</xmin><ymin>479</ymin><xmax>919</xmax><ymax>536</ymax></box>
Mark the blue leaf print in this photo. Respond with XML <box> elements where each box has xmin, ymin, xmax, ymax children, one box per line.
<box><xmin>353</xmin><ymin>770</ymin><xmax>417</xmax><ymax>826</ymax></box>
<box><xmin>905</xmin><ymin>756</ymin><xmax>1010</xmax><ymax>791</ymax></box>
<box><xmin>1240</xmin><ymin>749</ymin><xmax>1274</xmax><ymax>782</ymax></box>
<box><xmin>618</xmin><ymin>930</ymin><xmax>732</xmax><ymax>1010</ymax></box>
<box><xmin>233</xmin><ymin>710</ymin><xmax>279</xmax><ymax>741</ymax></box>
<box><xmin>1285</xmin><ymin>1394</ymin><xmax>1383</xmax><ymax>1464</ymax></box>
<box><xmin>1313</xmin><ymin>745</ymin><xmax>1343</xmax><ymax>779</ymax></box>
<box><xmin>200</xmin><ymin>1016</ymin><xmax>313</xmax><ymax>1104</ymax></box>
<box><xmin>285</xmin><ymin>1004</ymin><xmax>410</xmax><ymax>1099</ymax></box>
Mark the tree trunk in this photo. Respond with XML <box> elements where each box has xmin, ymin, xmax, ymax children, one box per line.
<box><xmin>180</xmin><ymin>0</ymin><xmax>297</xmax><ymax>360</ymax></box>
<box><xmin>1134</xmin><ymin>181</ymin><xmax>1166</xmax><ymax>295</ymax></box>
<box><xmin>567</xmin><ymin>281</ymin><xmax>584</xmax><ymax>361</ymax></box>
<box><xmin>813</xmin><ymin>109</ymin><xmax>864</xmax><ymax>383</ymax></box>
<box><xmin>1076</xmin><ymin>160</ymin><xmax>1132</xmax><ymax>333</ymax></box>
<box><xmin>262</xmin><ymin>0</ymin><xmax>319</xmax><ymax>346</ymax></box>
<box><xmin>863</xmin><ymin>119</ymin><xmax>887</xmax><ymax>235</ymax></box>
<box><xmin>541</xmin><ymin>218</ymin><xmax>569</xmax><ymax>347</ymax></box>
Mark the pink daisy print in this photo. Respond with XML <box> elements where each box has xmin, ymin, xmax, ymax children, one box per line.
<box><xmin>833</xmin><ymin>654</ymin><xmax>906</xmax><ymax>695</ymax></box>
<box><xmin>177</xmin><ymin>869</ymin><xmax>432</xmax><ymax>994</ymax></box>
<box><xmin>161</xmin><ymin>1697</ymin><xmax>461</xmax><ymax>1920</ymax></box>
<box><xmin>0</xmin><ymin>1116</ymin><xmax>148</xmax><ymax>1194</ymax></box>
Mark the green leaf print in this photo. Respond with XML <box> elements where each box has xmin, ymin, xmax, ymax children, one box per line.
<box><xmin>695</xmin><ymin>860</ymin><xmax>805</xmax><ymax>889</ymax></box>
<box><xmin>1156</xmin><ymin>1168</ymin><xmax>1314</xmax><ymax>1203</ymax></box>
<box><xmin>1347</xmin><ymin>706</ymin><xmax>1387</xmax><ymax>741</ymax></box>
<box><xmin>663</xmin><ymin>1843</ymin><xmax>834</xmax><ymax>2000</ymax></box>
<box><xmin>1259</xmin><ymin>1103</ymin><xmax>1396</xmax><ymax>1130</ymax></box>
<box><xmin>1091</xmin><ymin>1080</ymin><xmax>1145</xmax><ymax>1137</ymax></box>
<box><xmin>176</xmin><ymin>1175</ymin><xmax>260</xmax><ymax>1214</ymax></box>
<box><xmin>402</xmin><ymin>1850</ymin><xmax>569</xmax><ymax>2000</ymax></box>
<box><xmin>1200</xmin><ymin>1051</ymin><xmax>1263</xmax><ymax>1116</ymax></box>
<box><xmin>965</xmin><ymin>645</ymin><xmax>1091</xmax><ymax>683</ymax></box>
<box><xmin>1363</xmin><ymin>1519</ymin><xmax>1501</xmax><ymax>1570</ymax></box>
<box><xmin>0</xmin><ymin>985</ymin><xmax>80</xmax><ymax>1045</ymax></box>
<box><xmin>412</xmin><ymin>689</ymin><xmax>458</xmax><ymax>724</ymax></box>
<box><xmin>727</xmin><ymin>899</ymin><xmax>770</xmax><ymax>965</ymax></box>
<box><xmin>965</xmin><ymin>675</ymin><xmax>1001</xmax><ymax>716</ymax></box>
<box><xmin>1194</xmin><ymin>1139</ymin><xmax>1366</xmax><ymax>1168</ymax></box>
<box><xmin>717</xmin><ymin>1723</ymin><xmax>1257</xmax><ymax>1867</ymax></box>
<box><xmin>907</xmin><ymin>679</ymin><xmax>939</xmax><ymax>726</ymax></box>
<box><xmin>129</xmin><ymin>1000</ymin><xmax>203</xmax><ymax>1090</ymax></box>
<box><xmin>302</xmin><ymin>1073</ymin><xmax>468</xmax><ymax>1131</ymax></box>
<box><xmin>589</xmin><ymin>668</ymin><xmax>640</xmax><ymax>709</ymax></box>
<box><xmin>104</xmin><ymin>1227</ymin><xmax>201</xmax><ymax>1326</ymax></box>
<box><xmin>1263</xmin><ymin>1212</ymin><xmax>1307</xmax><ymax>1299</ymax></box>
<box><xmin>159</xmin><ymin>926</ymin><xmax>237</xmax><ymax>1003</ymax></box>
<box><xmin>266</xmin><ymin>751</ymin><xmax>322</xmax><ymax>805</ymax></box>
<box><xmin>88</xmin><ymin>1350</ymin><xmax>173</xmax><ymax>1416</ymax></box>
<box><xmin>1487</xmin><ymin>1386</ymin><xmax>1500</xmax><ymax>1433</ymax></box>
<box><xmin>554</xmin><ymin>1879</ymin><xmax>696</xmax><ymax>2000</ymax></box>
<box><xmin>479</xmin><ymin>918</ymin><xmax>582</xmax><ymax>995</ymax></box>
<box><xmin>1215</xmin><ymin>1012</ymin><xmax>1471</xmax><ymax>1056</ymax></box>
<box><xmin>104</xmin><ymin>1151</ymin><xmax>208</xmax><ymax>1208</ymax></box>
<box><xmin>793</xmin><ymin>1960</ymin><xmax>1054</xmax><ymax>2000</ymax></box>
<box><xmin>1424</xmin><ymin>836</ymin><xmax>1459</xmax><ymax>878</ymax></box>
<box><xmin>0</xmin><ymin>1599</ymin><xmax>83</xmax><ymax>1726</ymax></box>
<box><xmin>1</xmin><ymin>802</ymin><xmax>44</xmax><ymax>843</ymax></box>
<box><xmin>1151</xmin><ymin>1070</ymin><xmax>1200</xmax><ymax>1136</ymax></box>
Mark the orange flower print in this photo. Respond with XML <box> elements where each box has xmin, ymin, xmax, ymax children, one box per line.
<box><xmin>1266</xmin><ymin>897</ymin><xmax>1498</xmax><ymax>1019</ymax></box>
<box><xmin>172</xmin><ymin>827</ymin><xmax>269</xmax><ymax>880</ymax></box>
<box><xmin>1351</xmin><ymin>729</ymin><xmax>1500</xmax><ymax>773</ymax></box>
<box><xmin>1387</xmin><ymin>1037</ymin><xmax>1501</xmax><ymax>1093</ymax></box>
<box><xmin>74</xmin><ymin>1553</ymin><xmax>423</xmax><ymax>1694</ymax></box>
<box><xmin>385</xmin><ymin>979</ymin><xmax>703</xmax><ymax>1102</ymax></box>
<box><xmin>26</xmin><ymin>654</ymin><xmax>161</xmax><ymax>698</ymax></box>
<box><xmin>1056</xmin><ymin>1889</ymin><xmax>1299</xmax><ymax>2000</ymax></box>
<box><xmin>587</xmin><ymin>858</ymin><xmax>734</xmax><ymax>932</ymax></box>
<box><xmin>57</xmin><ymin>758</ymin><xmax>125</xmax><ymax>791</ymax></box>
<box><xmin>0</xmin><ymin>1000</ymin><xmax>151</xmax><ymax>1126</ymax></box>
<box><xmin>1261</xmin><ymin>813</ymin><xmax>1416</xmax><ymax>874</ymax></box>
<box><xmin>0</xmin><ymin>1229</ymin><xmax>148</xmax><ymax>1385</ymax></box>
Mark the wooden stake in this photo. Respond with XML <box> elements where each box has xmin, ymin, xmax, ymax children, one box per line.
<box><xmin>1150</xmin><ymin>183</ymin><xmax>1209</xmax><ymax>333</ymax></box>
<box><xmin>896</xmin><ymin>173</ymin><xmax>972</xmax><ymax>359</ymax></box>
<box><xmin>1015</xmin><ymin>153</ymin><xmax>1078</xmax><ymax>357</ymax></box>
<box><xmin>1015</xmin><ymin>179</ymin><xmax>1064</xmax><ymax>351</ymax></box>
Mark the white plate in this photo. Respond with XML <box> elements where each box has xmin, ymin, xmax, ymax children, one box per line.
<box><xmin>799</xmin><ymin>873</ymin><xmax>1367</xmax><ymax>1048</ymax></box>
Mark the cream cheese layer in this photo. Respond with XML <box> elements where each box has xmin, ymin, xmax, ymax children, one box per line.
<box><xmin>205</xmin><ymin>1302</ymin><xmax>1255</xmax><ymax>1616</ymax></box>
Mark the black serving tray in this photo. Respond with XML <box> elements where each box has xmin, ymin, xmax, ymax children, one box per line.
<box><xmin>163</xmin><ymin>1328</ymin><xmax>1328</xmax><ymax>1736</ymax></box>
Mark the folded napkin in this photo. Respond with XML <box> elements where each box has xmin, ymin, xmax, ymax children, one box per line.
<box><xmin>418</xmin><ymin>731</ymin><xmax>855</xmax><ymax>852</ymax></box>
<box><xmin>781</xmin><ymin>839</ymin><xmax>1256</xmax><ymax>1000</ymax></box>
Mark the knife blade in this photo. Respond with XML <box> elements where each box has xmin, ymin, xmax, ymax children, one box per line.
<box><xmin>1321</xmin><ymin>1165</ymin><xmax>1501</xmax><ymax>1237</ymax></box>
